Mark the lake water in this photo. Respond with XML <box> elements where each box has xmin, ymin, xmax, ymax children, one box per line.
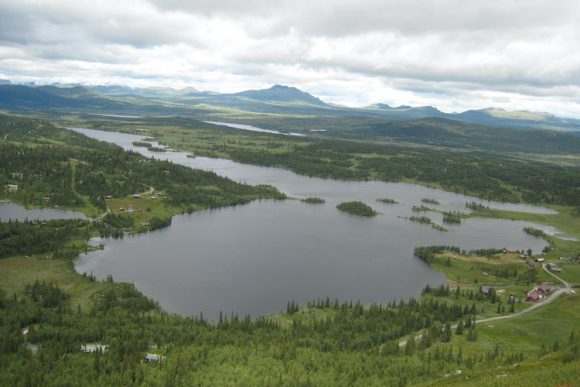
<box><xmin>0</xmin><ymin>201</ymin><xmax>86</xmax><ymax>222</ymax></box>
<box><xmin>204</xmin><ymin>121</ymin><xmax>306</xmax><ymax>137</ymax></box>
<box><xmin>71</xmin><ymin>128</ymin><xmax>554</xmax><ymax>319</ymax></box>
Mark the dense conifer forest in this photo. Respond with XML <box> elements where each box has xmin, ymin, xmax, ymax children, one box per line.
<box><xmin>1</xmin><ymin>114</ymin><xmax>580</xmax><ymax>385</ymax></box>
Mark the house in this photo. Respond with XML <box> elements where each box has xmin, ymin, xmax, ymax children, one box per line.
<box><xmin>127</xmin><ymin>205</ymin><xmax>134</xmax><ymax>213</ymax></box>
<box><xmin>560</xmin><ymin>257</ymin><xmax>573</xmax><ymax>262</ymax></box>
<box><xmin>105</xmin><ymin>195</ymin><xmax>113</xmax><ymax>199</ymax></box>
<box><xmin>132</xmin><ymin>194</ymin><xmax>141</xmax><ymax>199</ymax></box>
<box><xmin>481</xmin><ymin>285</ymin><xmax>493</xmax><ymax>295</ymax></box>
<box><xmin>527</xmin><ymin>290</ymin><xmax>541</xmax><ymax>302</ymax></box>
<box><xmin>144</xmin><ymin>353</ymin><xmax>165</xmax><ymax>362</ymax></box>
<box><xmin>535</xmin><ymin>257</ymin><xmax>545</xmax><ymax>263</ymax></box>
<box><xmin>81</xmin><ymin>344</ymin><xmax>108</xmax><ymax>353</ymax></box>
<box><xmin>537</xmin><ymin>283</ymin><xmax>552</xmax><ymax>294</ymax></box>
<box><xmin>5</xmin><ymin>184</ymin><xmax>18</xmax><ymax>192</ymax></box>
<box><xmin>546</xmin><ymin>263</ymin><xmax>562</xmax><ymax>273</ymax></box>
<box><xmin>21</xmin><ymin>327</ymin><xmax>30</xmax><ymax>336</ymax></box>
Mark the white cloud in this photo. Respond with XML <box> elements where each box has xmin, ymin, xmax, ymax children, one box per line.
<box><xmin>0</xmin><ymin>0</ymin><xmax>579</xmax><ymax>117</ymax></box>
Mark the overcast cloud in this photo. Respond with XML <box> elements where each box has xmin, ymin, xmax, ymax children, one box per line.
<box><xmin>1</xmin><ymin>0</ymin><xmax>579</xmax><ymax>117</ymax></box>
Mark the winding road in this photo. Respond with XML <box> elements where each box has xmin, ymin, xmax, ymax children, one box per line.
<box><xmin>399</xmin><ymin>265</ymin><xmax>573</xmax><ymax>347</ymax></box>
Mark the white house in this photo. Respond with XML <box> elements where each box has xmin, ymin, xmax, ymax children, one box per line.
<box><xmin>144</xmin><ymin>353</ymin><xmax>165</xmax><ymax>362</ymax></box>
<box><xmin>81</xmin><ymin>344</ymin><xmax>108</xmax><ymax>353</ymax></box>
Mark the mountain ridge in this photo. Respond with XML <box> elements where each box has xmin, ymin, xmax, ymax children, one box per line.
<box><xmin>1</xmin><ymin>83</ymin><xmax>580</xmax><ymax>134</ymax></box>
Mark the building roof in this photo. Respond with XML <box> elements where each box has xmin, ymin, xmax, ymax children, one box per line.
<box><xmin>527</xmin><ymin>290</ymin><xmax>541</xmax><ymax>301</ymax></box>
<box><xmin>537</xmin><ymin>283</ymin><xmax>552</xmax><ymax>293</ymax></box>
<box><xmin>145</xmin><ymin>353</ymin><xmax>165</xmax><ymax>362</ymax></box>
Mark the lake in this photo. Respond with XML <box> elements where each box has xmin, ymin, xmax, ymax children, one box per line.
<box><xmin>71</xmin><ymin>128</ymin><xmax>554</xmax><ymax>319</ymax></box>
<box><xmin>0</xmin><ymin>201</ymin><xmax>86</xmax><ymax>222</ymax></box>
<box><xmin>204</xmin><ymin>121</ymin><xmax>306</xmax><ymax>137</ymax></box>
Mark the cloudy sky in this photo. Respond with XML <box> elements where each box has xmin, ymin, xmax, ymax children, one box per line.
<box><xmin>1</xmin><ymin>0</ymin><xmax>580</xmax><ymax>116</ymax></box>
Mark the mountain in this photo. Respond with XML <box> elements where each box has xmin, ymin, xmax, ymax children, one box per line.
<box><xmin>0</xmin><ymin>84</ymin><xmax>131</xmax><ymax>110</ymax></box>
<box><xmin>2</xmin><ymin>83</ymin><xmax>580</xmax><ymax>153</ymax></box>
<box><xmin>87</xmin><ymin>85</ymin><xmax>199</xmax><ymax>98</ymax></box>
<box><xmin>345</xmin><ymin>116</ymin><xmax>580</xmax><ymax>154</ymax></box>
<box><xmin>456</xmin><ymin>107</ymin><xmax>580</xmax><ymax>131</ymax></box>
<box><xmin>366</xmin><ymin>103</ymin><xmax>448</xmax><ymax>119</ymax></box>
<box><xmin>231</xmin><ymin>84</ymin><xmax>327</xmax><ymax>106</ymax></box>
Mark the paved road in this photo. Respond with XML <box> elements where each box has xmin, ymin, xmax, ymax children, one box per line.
<box><xmin>399</xmin><ymin>266</ymin><xmax>573</xmax><ymax>347</ymax></box>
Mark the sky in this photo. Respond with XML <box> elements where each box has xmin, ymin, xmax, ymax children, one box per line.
<box><xmin>1</xmin><ymin>0</ymin><xmax>580</xmax><ymax>117</ymax></box>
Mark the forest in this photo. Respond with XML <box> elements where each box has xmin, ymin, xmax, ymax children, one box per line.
<box><xmin>0</xmin><ymin>115</ymin><xmax>284</xmax><ymax>230</ymax></box>
<box><xmin>1</xmin><ymin>273</ymin><xmax>579</xmax><ymax>386</ymax></box>
<box><xmin>1</xmin><ymin>114</ymin><xmax>580</xmax><ymax>385</ymax></box>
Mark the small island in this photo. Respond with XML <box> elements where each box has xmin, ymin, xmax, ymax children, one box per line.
<box><xmin>132</xmin><ymin>141</ymin><xmax>166</xmax><ymax>153</ymax></box>
<box><xmin>301</xmin><ymin>197</ymin><xmax>325</xmax><ymax>204</ymax></box>
<box><xmin>412</xmin><ymin>205</ymin><xmax>434</xmax><ymax>212</ymax></box>
<box><xmin>132</xmin><ymin>141</ymin><xmax>152</xmax><ymax>147</ymax></box>
<box><xmin>442</xmin><ymin>212</ymin><xmax>462</xmax><ymax>224</ymax></box>
<box><xmin>336</xmin><ymin>201</ymin><xmax>377</xmax><ymax>217</ymax></box>
<box><xmin>421</xmin><ymin>198</ymin><xmax>440</xmax><ymax>205</ymax></box>
<box><xmin>376</xmin><ymin>197</ymin><xmax>398</xmax><ymax>204</ymax></box>
<box><xmin>523</xmin><ymin>227</ymin><xmax>546</xmax><ymax>238</ymax></box>
<box><xmin>403</xmin><ymin>215</ymin><xmax>448</xmax><ymax>232</ymax></box>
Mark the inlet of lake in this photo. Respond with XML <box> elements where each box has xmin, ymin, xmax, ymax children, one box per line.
<box><xmin>67</xmin><ymin>128</ymin><xmax>558</xmax><ymax>320</ymax></box>
<box><xmin>0</xmin><ymin>201</ymin><xmax>85</xmax><ymax>222</ymax></box>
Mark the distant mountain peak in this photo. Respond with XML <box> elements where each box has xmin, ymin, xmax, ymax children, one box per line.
<box><xmin>461</xmin><ymin>107</ymin><xmax>555</xmax><ymax>122</ymax></box>
<box><xmin>233</xmin><ymin>84</ymin><xmax>327</xmax><ymax>106</ymax></box>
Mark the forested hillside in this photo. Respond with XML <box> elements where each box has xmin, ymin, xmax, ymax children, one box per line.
<box><xmin>0</xmin><ymin>115</ymin><xmax>283</xmax><ymax>220</ymax></box>
<box><xmin>1</xmin><ymin>114</ymin><xmax>580</xmax><ymax>386</ymax></box>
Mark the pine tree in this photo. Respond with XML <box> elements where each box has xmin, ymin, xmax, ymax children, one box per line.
<box><xmin>442</xmin><ymin>322</ymin><xmax>452</xmax><ymax>342</ymax></box>
<box><xmin>405</xmin><ymin>335</ymin><xmax>416</xmax><ymax>356</ymax></box>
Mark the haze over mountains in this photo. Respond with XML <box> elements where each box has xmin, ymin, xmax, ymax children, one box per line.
<box><xmin>2</xmin><ymin>81</ymin><xmax>580</xmax><ymax>155</ymax></box>
<box><xmin>2</xmin><ymin>82</ymin><xmax>579</xmax><ymax>131</ymax></box>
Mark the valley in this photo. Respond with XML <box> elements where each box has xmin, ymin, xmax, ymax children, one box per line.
<box><xmin>1</xmin><ymin>97</ymin><xmax>579</xmax><ymax>386</ymax></box>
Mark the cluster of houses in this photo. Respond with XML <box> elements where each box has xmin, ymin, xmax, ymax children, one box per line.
<box><xmin>526</xmin><ymin>283</ymin><xmax>552</xmax><ymax>302</ymax></box>
<box><xmin>516</xmin><ymin>250</ymin><xmax>576</xmax><ymax>273</ymax></box>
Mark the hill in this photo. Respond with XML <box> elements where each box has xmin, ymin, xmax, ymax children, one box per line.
<box><xmin>232</xmin><ymin>84</ymin><xmax>328</xmax><ymax>106</ymax></box>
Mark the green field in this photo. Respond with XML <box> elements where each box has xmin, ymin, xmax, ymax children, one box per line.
<box><xmin>0</xmin><ymin>256</ymin><xmax>109</xmax><ymax>311</ymax></box>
